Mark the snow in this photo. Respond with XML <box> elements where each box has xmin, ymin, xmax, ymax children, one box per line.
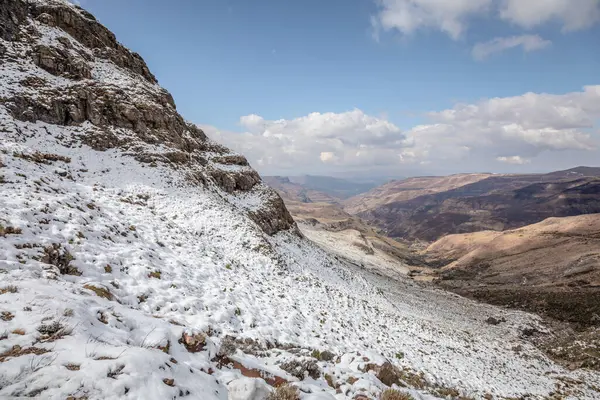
<box><xmin>2</xmin><ymin>117</ymin><xmax>599</xmax><ymax>398</ymax></box>
<box><xmin>0</xmin><ymin>1</ymin><xmax>599</xmax><ymax>399</ymax></box>
<box><xmin>228</xmin><ymin>378</ymin><xmax>272</xmax><ymax>400</ymax></box>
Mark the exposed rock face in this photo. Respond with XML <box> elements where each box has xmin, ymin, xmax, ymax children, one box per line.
<box><xmin>0</xmin><ymin>0</ymin><xmax>295</xmax><ymax>235</ymax></box>
<box><xmin>29</xmin><ymin>1</ymin><xmax>157</xmax><ymax>83</ymax></box>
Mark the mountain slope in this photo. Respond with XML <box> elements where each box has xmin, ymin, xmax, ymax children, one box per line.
<box><xmin>352</xmin><ymin>171</ymin><xmax>600</xmax><ymax>241</ymax></box>
<box><xmin>426</xmin><ymin>214</ymin><xmax>600</xmax><ymax>325</ymax></box>
<box><xmin>1</xmin><ymin>1</ymin><xmax>599</xmax><ymax>399</ymax></box>
<box><xmin>343</xmin><ymin>174</ymin><xmax>492</xmax><ymax>215</ymax></box>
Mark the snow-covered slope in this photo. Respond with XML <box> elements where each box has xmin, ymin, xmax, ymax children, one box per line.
<box><xmin>1</xmin><ymin>1</ymin><xmax>599</xmax><ymax>399</ymax></box>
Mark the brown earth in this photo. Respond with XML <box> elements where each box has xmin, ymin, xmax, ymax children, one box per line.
<box><xmin>343</xmin><ymin>173</ymin><xmax>492</xmax><ymax>215</ymax></box>
<box><xmin>349</xmin><ymin>168</ymin><xmax>600</xmax><ymax>241</ymax></box>
<box><xmin>424</xmin><ymin>214</ymin><xmax>600</xmax><ymax>325</ymax></box>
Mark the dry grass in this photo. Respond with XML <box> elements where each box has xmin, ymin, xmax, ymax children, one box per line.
<box><xmin>12</xmin><ymin>328</ymin><xmax>26</xmax><ymax>335</ymax></box>
<box><xmin>65</xmin><ymin>363</ymin><xmax>80</xmax><ymax>371</ymax></box>
<box><xmin>148</xmin><ymin>270</ymin><xmax>161</xmax><ymax>279</ymax></box>
<box><xmin>83</xmin><ymin>284</ymin><xmax>113</xmax><ymax>300</ymax></box>
<box><xmin>267</xmin><ymin>384</ymin><xmax>300</xmax><ymax>400</ymax></box>
<box><xmin>13</xmin><ymin>151</ymin><xmax>71</xmax><ymax>164</ymax></box>
<box><xmin>0</xmin><ymin>226</ymin><xmax>22</xmax><ymax>236</ymax></box>
<box><xmin>37</xmin><ymin>320</ymin><xmax>72</xmax><ymax>342</ymax></box>
<box><xmin>380</xmin><ymin>389</ymin><xmax>414</xmax><ymax>400</ymax></box>
<box><xmin>0</xmin><ymin>345</ymin><xmax>49</xmax><ymax>362</ymax></box>
<box><xmin>1</xmin><ymin>311</ymin><xmax>14</xmax><ymax>321</ymax></box>
<box><xmin>0</xmin><ymin>285</ymin><xmax>19</xmax><ymax>294</ymax></box>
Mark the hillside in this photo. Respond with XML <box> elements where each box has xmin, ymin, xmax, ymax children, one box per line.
<box><xmin>1</xmin><ymin>1</ymin><xmax>600</xmax><ymax>399</ymax></box>
<box><xmin>425</xmin><ymin>214</ymin><xmax>600</xmax><ymax>368</ymax></box>
<box><xmin>426</xmin><ymin>214</ymin><xmax>600</xmax><ymax>322</ymax></box>
<box><xmin>263</xmin><ymin>178</ymin><xmax>427</xmax><ymax>276</ymax></box>
<box><xmin>351</xmin><ymin>171</ymin><xmax>600</xmax><ymax>241</ymax></box>
<box><xmin>343</xmin><ymin>174</ymin><xmax>492</xmax><ymax>215</ymax></box>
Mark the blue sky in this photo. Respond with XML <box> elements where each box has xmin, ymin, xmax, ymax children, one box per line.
<box><xmin>78</xmin><ymin>0</ymin><xmax>600</xmax><ymax>176</ymax></box>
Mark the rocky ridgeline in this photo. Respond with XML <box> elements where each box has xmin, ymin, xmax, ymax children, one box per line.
<box><xmin>0</xmin><ymin>0</ymin><xmax>295</xmax><ymax>235</ymax></box>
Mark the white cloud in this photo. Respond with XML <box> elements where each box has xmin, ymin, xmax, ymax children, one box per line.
<box><xmin>371</xmin><ymin>0</ymin><xmax>600</xmax><ymax>41</ymax></box>
<box><xmin>496</xmin><ymin>155</ymin><xmax>531</xmax><ymax>164</ymax></box>
<box><xmin>499</xmin><ymin>0</ymin><xmax>600</xmax><ymax>31</ymax></box>
<box><xmin>472</xmin><ymin>35</ymin><xmax>551</xmax><ymax>60</ymax></box>
<box><xmin>204</xmin><ymin>109</ymin><xmax>411</xmax><ymax>175</ymax></box>
<box><xmin>372</xmin><ymin>0</ymin><xmax>492</xmax><ymax>40</ymax></box>
<box><xmin>205</xmin><ymin>86</ymin><xmax>600</xmax><ymax>175</ymax></box>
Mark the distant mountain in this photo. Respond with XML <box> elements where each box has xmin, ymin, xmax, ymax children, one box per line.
<box><xmin>262</xmin><ymin>176</ymin><xmax>341</xmax><ymax>204</ymax></box>
<box><xmin>344</xmin><ymin>173</ymin><xmax>492</xmax><ymax>214</ymax></box>
<box><xmin>266</xmin><ymin>175</ymin><xmax>381</xmax><ymax>201</ymax></box>
<box><xmin>346</xmin><ymin>168</ymin><xmax>600</xmax><ymax>241</ymax></box>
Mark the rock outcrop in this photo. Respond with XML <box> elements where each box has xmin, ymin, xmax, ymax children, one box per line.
<box><xmin>0</xmin><ymin>0</ymin><xmax>295</xmax><ymax>235</ymax></box>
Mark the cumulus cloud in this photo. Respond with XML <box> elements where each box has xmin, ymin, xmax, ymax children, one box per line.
<box><xmin>205</xmin><ymin>86</ymin><xmax>600</xmax><ymax>175</ymax></box>
<box><xmin>204</xmin><ymin>109</ymin><xmax>411</xmax><ymax>175</ymax></box>
<box><xmin>499</xmin><ymin>0</ymin><xmax>600</xmax><ymax>31</ymax></box>
<box><xmin>472</xmin><ymin>35</ymin><xmax>551</xmax><ymax>60</ymax></box>
<box><xmin>372</xmin><ymin>0</ymin><xmax>492</xmax><ymax>39</ymax></box>
<box><xmin>496</xmin><ymin>156</ymin><xmax>531</xmax><ymax>165</ymax></box>
<box><xmin>372</xmin><ymin>0</ymin><xmax>600</xmax><ymax>40</ymax></box>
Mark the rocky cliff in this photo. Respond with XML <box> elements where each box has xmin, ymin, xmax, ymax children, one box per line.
<box><xmin>0</xmin><ymin>0</ymin><xmax>295</xmax><ymax>236</ymax></box>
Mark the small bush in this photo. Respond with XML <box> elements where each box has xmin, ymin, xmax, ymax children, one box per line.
<box><xmin>42</xmin><ymin>244</ymin><xmax>79</xmax><ymax>275</ymax></box>
<box><xmin>63</xmin><ymin>308</ymin><xmax>74</xmax><ymax>317</ymax></box>
<box><xmin>380</xmin><ymin>389</ymin><xmax>414</xmax><ymax>400</ymax></box>
<box><xmin>267</xmin><ymin>384</ymin><xmax>299</xmax><ymax>400</ymax></box>
<box><xmin>279</xmin><ymin>359</ymin><xmax>320</xmax><ymax>380</ymax></box>
<box><xmin>37</xmin><ymin>320</ymin><xmax>71</xmax><ymax>341</ymax></box>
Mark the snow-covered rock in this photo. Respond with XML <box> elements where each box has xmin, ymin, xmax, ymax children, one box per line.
<box><xmin>227</xmin><ymin>377</ymin><xmax>272</xmax><ymax>400</ymax></box>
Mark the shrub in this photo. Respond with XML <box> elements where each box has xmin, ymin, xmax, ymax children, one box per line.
<box><xmin>37</xmin><ymin>320</ymin><xmax>71</xmax><ymax>340</ymax></box>
<box><xmin>279</xmin><ymin>359</ymin><xmax>320</xmax><ymax>380</ymax></box>
<box><xmin>267</xmin><ymin>384</ymin><xmax>299</xmax><ymax>400</ymax></box>
<box><xmin>380</xmin><ymin>389</ymin><xmax>414</xmax><ymax>400</ymax></box>
<box><xmin>42</xmin><ymin>244</ymin><xmax>79</xmax><ymax>275</ymax></box>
